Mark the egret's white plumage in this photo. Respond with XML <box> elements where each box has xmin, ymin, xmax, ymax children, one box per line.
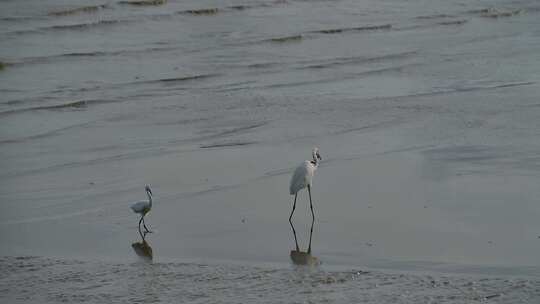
<box><xmin>288</xmin><ymin>148</ymin><xmax>322</xmax><ymax>225</ymax></box>
<box><xmin>131</xmin><ymin>200</ymin><xmax>151</xmax><ymax>214</ymax></box>
<box><xmin>130</xmin><ymin>185</ymin><xmax>153</xmax><ymax>233</ymax></box>
<box><xmin>289</xmin><ymin>148</ymin><xmax>321</xmax><ymax>195</ymax></box>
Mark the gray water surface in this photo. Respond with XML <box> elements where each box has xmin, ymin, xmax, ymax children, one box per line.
<box><xmin>1</xmin><ymin>0</ymin><xmax>540</xmax><ymax>302</ymax></box>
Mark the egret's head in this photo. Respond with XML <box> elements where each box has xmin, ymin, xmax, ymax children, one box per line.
<box><xmin>145</xmin><ymin>184</ymin><xmax>152</xmax><ymax>195</ymax></box>
<box><xmin>312</xmin><ymin>147</ymin><xmax>322</xmax><ymax>160</ymax></box>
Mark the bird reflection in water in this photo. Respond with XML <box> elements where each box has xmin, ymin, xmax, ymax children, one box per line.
<box><xmin>289</xmin><ymin>216</ymin><xmax>319</xmax><ymax>266</ymax></box>
<box><xmin>132</xmin><ymin>230</ymin><xmax>153</xmax><ymax>261</ymax></box>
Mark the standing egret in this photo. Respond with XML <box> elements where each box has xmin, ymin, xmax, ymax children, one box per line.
<box><xmin>130</xmin><ymin>185</ymin><xmax>153</xmax><ymax>233</ymax></box>
<box><xmin>289</xmin><ymin>147</ymin><xmax>322</xmax><ymax>227</ymax></box>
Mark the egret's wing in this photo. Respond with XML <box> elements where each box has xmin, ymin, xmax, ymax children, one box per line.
<box><xmin>289</xmin><ymin>162</ymin><xmax>309</xmax><ymax>194</ymax></box>
<box><xmin>130</xmin><ymin>201</ymin><xmax>148</xmax><ymax>213</ymax></box>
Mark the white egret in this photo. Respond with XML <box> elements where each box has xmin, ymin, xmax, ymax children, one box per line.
<box><xmin>130</xmin><ymin>185</ymin><xmax>153</xmax><ymax>233</ymax></box>
<box><xmin>289</xmin><ymin>147</ymin><xmax>322</xmax><ymax>226</ymax></box>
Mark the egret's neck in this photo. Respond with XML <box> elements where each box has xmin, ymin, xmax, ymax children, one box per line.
<box><xmin>146</xmin><ymin>190</ymin><xmax>153</xmax><ymax>206</ymax></box>
<box><xmin>310</xmin><ymin>156</ymin><xmax>319</xmax><ymax>168</ymax></box>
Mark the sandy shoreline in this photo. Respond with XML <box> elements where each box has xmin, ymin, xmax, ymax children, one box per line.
<box><xmin>1</xmin><ymin>255</ymin><xmax>539</xmax><ymax>304</ymax></box>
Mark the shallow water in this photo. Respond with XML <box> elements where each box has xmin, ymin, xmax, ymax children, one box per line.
<box><xmin>1</xmin><ymin>0</ymin><xmax>540</xmax><ymax>302</ymax></box>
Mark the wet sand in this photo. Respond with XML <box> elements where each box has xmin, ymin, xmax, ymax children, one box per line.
<box><xmin>2</xmin><ymin>255</ymin><xmax>539</xmax><ymax>304</ymax></box>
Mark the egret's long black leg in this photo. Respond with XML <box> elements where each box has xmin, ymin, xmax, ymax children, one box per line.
<box><xmin>308</xmin><ymin>185</ymin><xmax>315</xmax><ymax>223</ymax></box>
<box><xmin>142</xmin><ymin>216</ymin><xmax>151</xmax><ymax>233</ymax></box>
<box><xmin>138</xmin><ymin>216</ymin><xmax>144</xmax><ymax>233</ymax></box>
<box><xmin>289</xmin><ymin>193</ymin><xmax>298</xmax><ymax>224</ymax></box>
<box><xmin>289</xmin><ymin>194</ymin><xmax>299</xmax><ymax>251</ymax></box>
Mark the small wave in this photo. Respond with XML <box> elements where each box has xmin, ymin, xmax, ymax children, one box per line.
<box><xmin>437</xmin><ymin>19</ymin><xmax>468</xmax><ymax>26</ymax></box>
<box><xmin>312</xmin><ymin>24</ymin><xmax>392</xmax><ymax>34</ymax></box>
<box><xmin>157</xmin><ymin>74</ymin><xmax>216</xmax><ymax>83</ymax></box>
<box><xmin>39</xmin><ymin>100</ymin><xmax>90</xmax><ymax>110</ymax></box>
<box><xmin>0</xmin><ymin>15</ymin><xmax>44</xmax><ymax>22</ymax></box>
<box><xmin>179</xmin><ymin>8</ymin><xmax>220</xmax><ymax>15</ymax></box>
<box><xmin>177</xmin><ymin>4</ymin><xmax>268</xmax><ymax>16</ymax></box>
<box><xmin>127</xmin><ymin>74</ymin><xmax>217</xmax><ymax>86</ymax></box>
<box><xmin>49</xmin><ymin>4</ymin><xmax>109</xmax><ymax>16</ymax></box>
<box><xmin>0</xmin><ymin>99</ymin><xmax>111</xmax><ymax>117</ymax></box>
<box><xmin>0</xmin><ymin>121</ymin><xmax>95</xmax><ymax>145</ymax></box>
<box><xmin>447</xmin><ymin>81</ymin><xmax>536</xmax><ymax>94</ymax></box>
<box><xmin>6</xmin><ymin>19</ymin><xmax>130</xmax><ymax>36</ymax></box>
<box><xmin>333</xmin><ymin>119</ymin><xmax>401</xmax><ymax>136</ymax></box>
<box><xmin>7</xmin><ymin>46</ymin><xmax>176</xmax><ymax>68</ymax></box>
<box><xmin>48</xmin><ymin>19</ymin><xmax>125</xmax><ymax>31</ymax></box>
<box><xmin>405</xmin><ymin>81</ymin><xmax>536</xmax><ymax>100</ymax></box>
<box><xmin>334</xmin><ymin>81</ymin><xmax>537</xmax><ymax>107</ymax></box>
<box><xmin>226</xmin><ymin>4</ymin><xmax>271</xmax><ymax>11</ymax></box>
<box><xmin>468</xmin><ymin>8</ymin><xmax>523</xmax><ymax>18</ymax></box>
<box><xmin>467</xmin><ymin>8</ymin><xmax>495</xmax><ymax>15</ymax></box>
<box><xmin>228</xmin><ymin>5</ymin><xmax>252</xmax><ymax>11</ymax></box>
<box><xmin>61</xmin><ymin>51</ymin><xmax>110</xmax><ymax>57</ymax></box>
<box><xmin>481</xmin><ymin>9</ymin><xmax>523</xmax><ymax>18</ymax></box>
<box><xmin>415</xmin><ymin>14</ymin><xmax>456</xmax><ymax>20</ymax></box>
<box><xmin>93</xmin><ymin>74</ymin><xmax>219</xmax><ymax>93</ymax></box>
<box><xmin>3</xmin><ymin>96</ymin><xmax>55</xmax><ymax>107</ymax></box>
<box><xmin>246</xmin><ymin>62</ymin><xmax>281</xmax><ymax>69</ymax></box>
<box><xmin>227</xmin><ymin>63</ymin><xmax>417</xmax><ymax>91</ymax></box>
<box><xmin>118</xmin><ymin>0</ymin><xmax>167</xmax><ymax>6</ymax></box>
<box><xmin>13</xmin><ymin>256</ymin><xmax>40</xmax><ymax>260</ymax></box>
<box><xmin>163</xmin><ymin>122</ymin><xmax>267</xmax><ymax>146</ymax></box>
<box><xmin>299</xmin><ymin>51</ymin><xmax>417</xmax><ymax>69</ymax></box>
<box><xmin>485</xmin><ymin>81</ymin><xmax>536</xmax><ymax>89</ymax></box>
<box><xmin>268</xmin><ymin>35</ymin><xmax>303</xmax><ymax>43</ymax></box>
<box><xmin>354</xmin><ymin>64</ymin><xmax>419</xmax><ymax>76</ymax></box>
<box><xmin>215</xmin><ymin>122</ymin><xmax>267</xmax><ymax>137</ymax></box>
<box><xmin>200</xmin><ymin>141</ymin><xmax>255</xmax><ymax>149</ymax></box>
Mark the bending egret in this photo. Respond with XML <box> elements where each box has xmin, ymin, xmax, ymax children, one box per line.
<box><xmin>289</xmin><ymin>147</ymin><xmax>322</xmax><ymax>226</ymax></box>
<box><xmin>130</xmin><ymin>185</ymin><xmax>153</xmax><ymax>233</ymax></box>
